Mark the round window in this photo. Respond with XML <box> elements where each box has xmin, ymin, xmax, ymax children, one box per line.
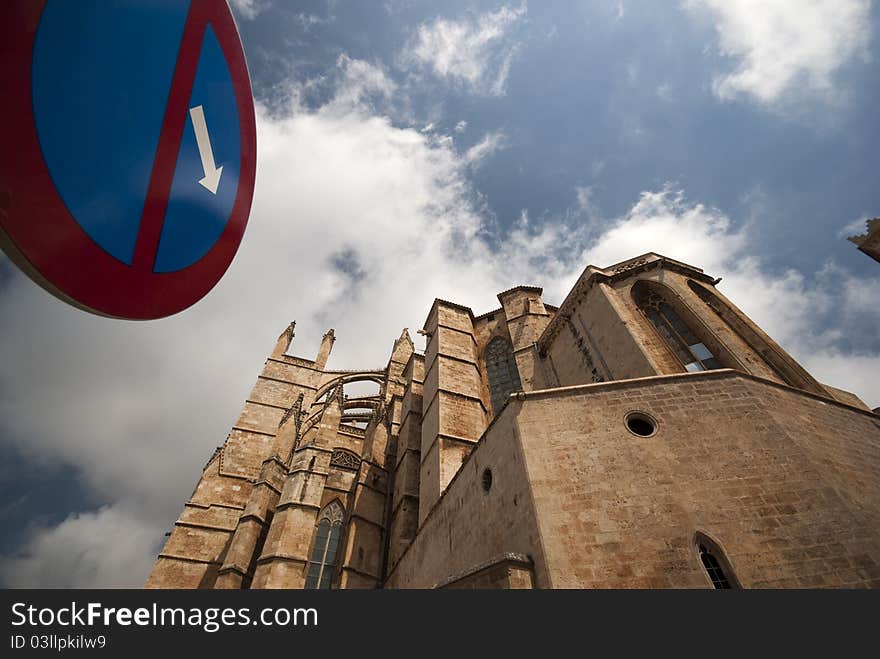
<box><xmin>625</xmin><ymin>411</ymin><xmax>657</xmax><ymax>437</ymax></box>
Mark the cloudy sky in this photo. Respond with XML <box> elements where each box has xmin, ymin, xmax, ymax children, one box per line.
<box><xmin>1</xmin><ymin>0</ymin><xmax>879</xmax><ymax>587</ymax></box>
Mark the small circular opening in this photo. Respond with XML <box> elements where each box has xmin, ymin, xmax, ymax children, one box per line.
<box><xmin>482</xmin><ymin>468</ymin><xmax>493</xmax><ymax>493</ymax></box>
<box><xmin>625</xmin><ymin>412</ymin><xmax>657</xmax><ymax>437</ymax></box>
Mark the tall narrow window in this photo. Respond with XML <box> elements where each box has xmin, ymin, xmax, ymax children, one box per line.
<box><xmin>632</xmin><ymin>282</ymin><xmax>723</xmax><ymax>372</ymax></box>
<box><xmin>485</xmin><ymin>337</ymin><xmax>522</xmax><ymax>414</ymax></box>
<box><xmin>699</xmin><ymin>544</ymin><xmax>732</xmax><ymax>588</ymax></box>
<box><xmin>695</xmin><ymin>533</ymin><xmax>739</xmax><ymax>589</ymax></box>
<box><xmin>305</xmin><ymin>500</ymin><xmax>344</xmax><ymax>589</ymax></box>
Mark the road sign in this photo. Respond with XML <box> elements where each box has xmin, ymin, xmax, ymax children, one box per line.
<box><xmin>0</xmin><ymin>0</ymin><xmax>257</xmax><ymax>319</ymax></box>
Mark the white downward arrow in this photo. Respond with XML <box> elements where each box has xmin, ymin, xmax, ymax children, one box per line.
<box><xmin>189</xmin><ymin>105</ymin><xmax>223</xmax><ymax>194</ymax></box>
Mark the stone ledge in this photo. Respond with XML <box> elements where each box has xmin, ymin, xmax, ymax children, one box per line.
<box><xmin>237</xmin><ymin>512</ymin><xmax>271</xmax><ymax>526</ymax></box>
<box><xmin>156</xmin><ymin>553</ymin><xmax>222</xmax><ymax>566</ymax></box>
<box><xmin>423</xmin><ymin>350</ymin><xmax>480</xmax><ymax>372</ymax></box>
<box><xmin>423</xmin><ymin>298</ymin><xmax>476</xmax><ymax>330</ymax></box>
<box><xmin>267</xmin><ymin>355</ymin><xmax>321</xmax><ymax>371</ymax></box>
<box><xmin>274</xmin><ymin>500</ymin><xmax>321</xmax><ymax>514</ymax></box>
<box><xmin>341</xmin><ymin>564</ymin><xmax>380</xmax><ymax>582</ymax></box>
<box><xmin>245</xmin><ymin>399</ymin><xmax>289</xmax><ymax>411</ymax></box>
<box><xmin>419</xmin><ymin>433</ymin><xmax>479</xmax><ymax>467</ymax></box>
<box><xmin>398</xmin><ymin>406</ymin><xmax>423</xmax><ymax>427</ymax></box>
<box><xmin>251</xmin><ymin>479</ymin><xmax>283</xmax><ymax>497</ymax></box>
<box><xmin>322</xmin><ymin>483</ymin><xmax>350</xmax><ymax>496</ymax></box>
<box><xmin>503</xmin><ymin>310</ymin><xmax>552</xmax><ymax>323</ymax></box>
<box><xmin>291</xmin><ymin>445</ymin><xmax>334</xmax><ymax>457</ymax></box>
<box><xmin>348</xmin><ymin>512</ymin><xmax>384</xmax><ymax>530</ymax></box>
<box><xmin>513</xmin><ymin>343</ymin><xmax>539</xmax><ymax>354</ymax></box>
<box><xmin>184</xmin><ymin>501</ymin><xmax>246</xmax><ymax>512</ymax></box>
<box><xmin>217</xmin><ymin>563</ymin><xmax>249</xmax><ymax>577</ymax></box>
<box><xmin>173</xmin><ymin>521</ymin><xmax>237</xmax><ymax>534</ymax></box>
<box><xmin>434</xmin><ymin>552</ymin><xmax>533</xmax><ymax>589</ymax></box>
<box><xmin>421</xmin><ymin>386</ymin><xmax>488</xmax><ymax>417</ymax></box>
<box><xmin>255</xmin><ymin>553</ymin><xmax>307</xmax><ymax>566</ymax></box>
<box><xmin>515</xmin><ymin>368</ymin><xmax>879</xmax><ymax>419</ymax></box>
<box><xmin>230</xmin><ymin>425</ymin><xmax>276</xmax><ymax>438</ymax></box>
<box><xmin>353</xmin><ymin>477</ymin><xmax>388</xmax><ymax>497</ymax></box>
<box><xmin>389</xmin><ymin>492</ymin><xmax>419</xmax><ymax>519</ymax></box>
<box><xmin>394</xmin><ymin>445</ymin><xmax>421</xmax><ymax>469</ymax></box>
<box><xmin>324</xmin><ymin>368</ymin><xmax>386</xmax><ymax>375</ymax></box>
<box><xmin>258</xmin><ymin>373</ymin><xmax>318</xmax><ymax>389</ymax></box>
<box><xmin>473</xmin><ymin>306</ymin><xmax>504</xmax><ymax>322</ymax></box>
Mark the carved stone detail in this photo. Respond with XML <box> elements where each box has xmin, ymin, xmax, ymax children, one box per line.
<box><xmin>338</xmin><ymin>424</ymin><xmax>367</xmax><ymax>437</ymax></box>
<box><xmin>330</xmin><ymin>448</ymin><xmax>361</xmax><ymax>470</ymax></box>
<box><xmin>612</xmin><ymin>257</ymin><xmax>648</xmax><ymax>273</ymax></box>
<box><xmin>280</xmin><ymin>392</ymin><xmax>305</xmax><ymax>431</ymax></box>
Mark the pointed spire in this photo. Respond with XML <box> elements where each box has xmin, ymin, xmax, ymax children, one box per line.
<box><xmin>389</xmin><ymin>327</ymin><xmax>414</xmax><ymax>372</ymax></box>
<box><xmin>272</xmin><ymin>321</ymin><xmax>296</xmax><ymax>358</ymax></box>
<box><xmin>315</xmin><ymin>328</ymin><xmax>336</xmax><ymax>369</ymax></box>
<box><xmin>330</xmin><ymin>383</ymin><xmax>345</xmax><ymax>410</ymax></box>
<box><xmin>396</xmin><ymin>327</ymin><xmax>413</xmax><ymax>347</ymax></box>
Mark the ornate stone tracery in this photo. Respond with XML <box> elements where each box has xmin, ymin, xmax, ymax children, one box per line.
<box><xmin>318</xmin><ymin>499</ymin><xmax>345</xmax><ymax>525</ymax></box>
<box><xmin>330</xmin><ymin>448</ymin><xmax>361</xmax><ymax>470</ymax></box>
<box><xmin>611</xmin><ymin>257</ymin><xmax>648</xmax><ymax>273</ymax></box>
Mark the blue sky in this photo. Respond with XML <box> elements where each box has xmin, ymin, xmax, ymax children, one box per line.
<box><xmin>1</xmin><ymin>0</ymin><xmax>878</xmax><ymax>586</ymax></box>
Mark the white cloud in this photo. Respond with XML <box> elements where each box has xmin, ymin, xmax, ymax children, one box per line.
<box><xmin>620</xmin><ymin>115</ymin><xmax>646</xmax><ymax>143</ymax></box>
<box><xmin>293</xmin><ymin>12</ymin><xmax>333</xmax><ymax>30</ymax></box>
<box><xmin>0</xmin><ymin>505</ymin><xmax>160</xmax><ymax>588</ymax></box>
<box><xmin>0</xmin><ymin>57</ymin><xmax>540</xmax><ymax>586</ymax></box>
<box><xmin>229</xmin><ymin>0</ymin><xmax>270</xmax><ymax>21</ymax></box>
<box><xmin>464</xmin><ymin>131</ymin><xmax>507</xmax><ymax>168</ymax></box>
<box><xmin>573</xmin><ymin>185</ymin><xmax>604</xmax><ymax>225</ymax></box>
<box><xmin>401</xmin><ymin>4</ymin><xmax>528</xmax><ymax>96</ymax></box>
<box><xmin>327</xmin><ymin>55</ymin><xmax>397</xmax><ymax>114</ymax></box>
<box><xmin>685</xmin><ymin>0</ymin><xmax>872</xmax><ymax>108</ymax></box>
<box><xmin>656</xmin><ymin>82</ymin><xmax>673</xmax><ymax>101</ymax></box>
<box><xmin>626</xmin><ymin>61</ymin><xmax>639</xmax><ymax>85</ymax></box>
<box><xmin>579</xmin><ymin>188</ymin><xmax>880</xmax><ymax>404</ymax></box>
<box><xmin>838</xmin><ymin>214</ymin><xmax>874</xmax><ymax>239</ymax></box>
<box><xmin>1</xmin><ymin>57</ymin><xmax>877</xmax><ymax>586</ymax></box>
<box><xmin>454</xmin><ymin>120</ymin><xmax>468</xmax><ymax>134</ymax></box>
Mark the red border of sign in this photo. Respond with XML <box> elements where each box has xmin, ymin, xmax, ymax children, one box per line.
<box><xmin>0</xmin><ymin>0</ymin><xmax>257</xmax><ymax>319</ymax></box>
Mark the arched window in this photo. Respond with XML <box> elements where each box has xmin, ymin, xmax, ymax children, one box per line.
<box><xmin>686</xmin><ymin>280</ymin><xmax>824</xmax><ymax>394</ymax></box>
<box><xmin>632</xmin><ymin>282</ymin><xmax>722</xmax><ymax>372</ymax></box>
<box><xmin>305</xmin><ymin>500</ymin><xmax>344</xmax><ymax>589</ymax></box>
<box><xmin>695</xmin><ymin>533</ymin><xmax>739</xmax><ymax>589</ymax></box>
<box><xmin>485</xmin><ymin>336</ymin><xmax>522</xmax><ymax>414</ymax></box>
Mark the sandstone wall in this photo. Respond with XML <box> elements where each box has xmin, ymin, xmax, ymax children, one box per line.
<box><xmin>516</xmin><ymin>371</ymin><xmax>880</xmax><ymax>588</ymax></box>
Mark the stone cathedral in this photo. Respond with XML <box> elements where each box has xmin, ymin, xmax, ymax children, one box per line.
<box><xmin>146</xmin><ymin>253</ymin><xmax>880</xmax><ymax>589</ymax></box>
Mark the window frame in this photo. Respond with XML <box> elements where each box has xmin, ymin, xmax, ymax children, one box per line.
<box><xmin>632</xmin><ymin>281</ymin><xmax>724</xmax><ymax>373</ymax></box>
<box><xmin>693</xmin><ymin>532</ymin><xmax>741</xmax><ymax>589</ymax></box>
<box><xmin>305</xmin><ymin>500</ymin><xmax>345</xmax><ymax>590</ymax></box>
